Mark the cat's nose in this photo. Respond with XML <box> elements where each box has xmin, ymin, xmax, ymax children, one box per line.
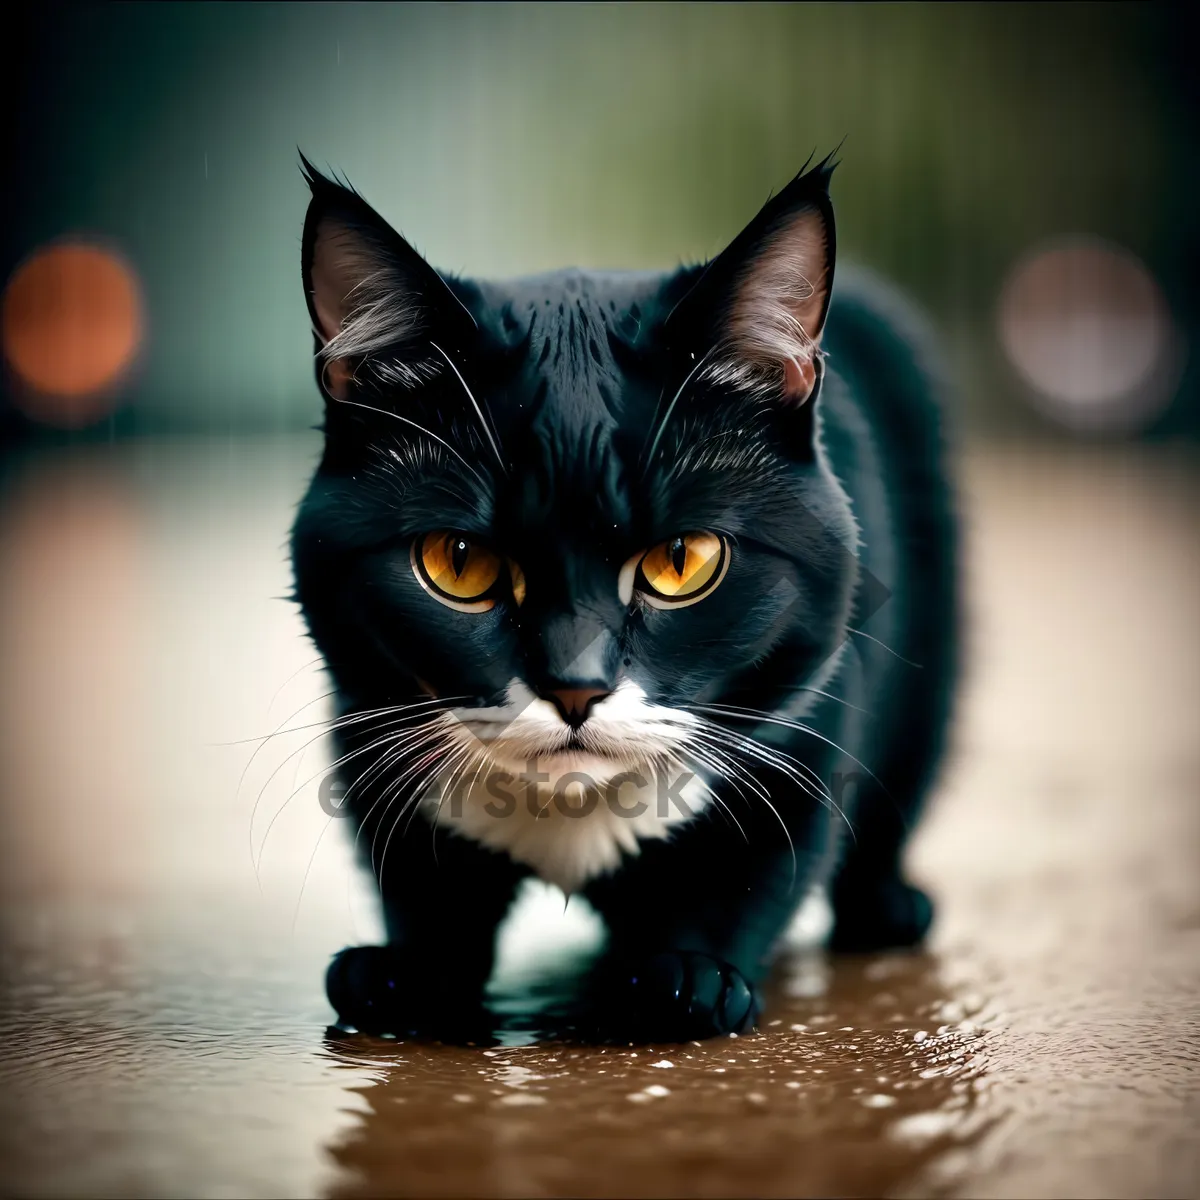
<box><xmin>542</xmin><ymin>686</ymin><xmax>611</xmax><ymax>729</ymax></box>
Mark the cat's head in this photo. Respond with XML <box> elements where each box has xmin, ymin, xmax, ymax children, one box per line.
<box><xmin>292</xmin><ymin>155</ymin><xmax>859</xmax><ymax>828</ymax></box>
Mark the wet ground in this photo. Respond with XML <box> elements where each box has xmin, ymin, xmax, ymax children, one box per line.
<box><xmin>0</xmin><ymin>436</ymin><xmax>1197</xmax><ymax>1198</ymax></box>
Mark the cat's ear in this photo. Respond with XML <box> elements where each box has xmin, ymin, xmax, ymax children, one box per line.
<box><xmin>666</xmin><ymin>154</ymin><xmax>836</xmax><ymax>405</ymax></box>
<box><xmin>299</xmin><ymin>154</ymin><xmax>475</xmax><ymax>402</ymax></box>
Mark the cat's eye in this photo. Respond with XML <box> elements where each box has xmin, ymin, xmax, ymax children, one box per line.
<box><xmin>410</xmin><ymin>531</ymin><xmax>504</xmax><ymax>613</ymax></box>
<box><xmin>620</xmin><ymin>531</ymin><xmax>730</xmax><ymax>609</ymax></box>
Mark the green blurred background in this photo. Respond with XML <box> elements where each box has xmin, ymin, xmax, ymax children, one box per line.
<box><xmin>1</xmin><ymin>1</ymin><xmax>1196</xmax><ymax>442</ymax></box>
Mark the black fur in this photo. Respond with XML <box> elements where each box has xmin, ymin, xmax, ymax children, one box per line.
<box><xmin>292</xmin><ymin>154</ymin><xmax>959</xmax><ymax>1042</ymax></box>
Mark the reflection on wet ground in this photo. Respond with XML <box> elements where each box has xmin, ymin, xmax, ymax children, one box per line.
<box><xmin>0</xmin><ymin>436</ymin><xmax>1197</xmax><ymax>1197</ymax></box>
<box><xmin>322</xmin><ymin>952</ymin><xmax>998</xmax><ymax>1199</ymax></box>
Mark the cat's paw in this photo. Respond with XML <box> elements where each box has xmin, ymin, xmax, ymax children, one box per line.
<box><xmin>593</xmin><ymin>951</ymin><xmax>759</xmax><ymax>1042</ymax></box>
<box><xmin>830</xmin><ymin>876</ymin><xmax>934</xmax><ymax>952</ymax></box>
<box><xmin>325</xmin><ymin>945</ymin><xmax>485</xmax><ymax>1039</ymax></box>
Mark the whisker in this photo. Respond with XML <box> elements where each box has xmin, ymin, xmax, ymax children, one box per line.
<box><xmin>253</xmin><ymin>705</ymin><xmax>458</xmax><ymax>874</ymax></box>
<box><xmin>687</xmin><ymin>713</ymin><xmax>857</xmax><ymax>849</ymax></box>
<box><xmin>266</xmin><ymin>656</ymin><xmax>326</xmax><ymax>718</ymax></box>
<box><xmin>688</xmin><ymin>716</ymin><xmax>831</xmax><ymax>801</ymax></box>
<box><xmin>291</xmin><ymin>808</ymin><xmax>339</xmax><ymax>937</ymax></box>
<box><xmin>430</xmin><ymin>341</ymin><xmax>508</xmax><ymax>476</ymax></box>
<box><xmin>377</xmin><ymin>746</ymin><xmax>456</xmax><ymax>894</ymax></box>
<box><xmin>675</xmin><ymin>746</ymin><xmax>749</xmax><ymax>843</ymax></box>
<box><xmin>251</xmin><ymin>696</ymin><xmax>459</xmax><ymax>793</ymax></box>
<box><xmin>672</xmin><ymin>721</ymin><xmax>797</xmax><ymax>882</ymax></box>
<box><xmin>426</xmin><ymin>742</ymin><xmax>496</xmax><ymax>860</ymax></box>
<box><xmin>846</xmin><ymin>627</ymin><xmax>923</xmax><ymax>669</ymax></box>
<box><xmin>238</xmin><ymin>687</ymin><xmax>340</xmax><ymax>883</ymax></box>
<box><xmin>641</xmin><ymin>345</ymin><xmax>717</xmax><ymax>474</ymax></box>
<box><xmin>289</xmin><ymin>720</ymin><xmax>458</xmax><ymax>936</ymax></box>
<box><xmin>684</xmin><ymin>729</ymin><xmax>775</xmax><ymax>807</ymax></box>
<box><xmin>255</xmin><ymin>726</ymin><xmax>416</xmax><ymax>877</ymax></box>
<box><xmin>409</xmin><ymin>743</ymin><xmax>476</xmax><ymax>841</ymax></box>
<box><xmin>341</xmin><ymin>721</ymin><xmax>455</xmax><ymax>853</ymax></box>
<box><xmin>333</xmin><ymin>725</ymin><xmax>445</xmax><ymax>842</ymax></box>
<box><xmin>758</xmin><ymin>683</ymin><xmax>869</xmax><ymax>714</ymax></box>
<box><xmin>224</xmin><ymin>694</ymin><xmax>466</xmax><ymax>747</ymax></box>
<box><xmin>353</xmin><ymin>725</ymin><xmax>452</xmax><ymax>865</ymax></box>
<box><xmin>236</xmin><ymin>689</ymin><xmax>339</xmax><ymax>805</ymax></box>
<box><xmin>334</xmin><ymin>398</ymin><xmax>489</xmax><ymax>488</ymax></box>
<box><xmin>364</xmin><ymin>725</ymin><xmax>460</xmax><ymax>871</ymax></box>
<box><xmin>252</xmin><ymin>709</ymin><xmax>432</xmax><ymax>857</ymax></box>
<box><xmin>687</xmin><ymin>702</ymin><xmax>886</xmax><ymax>793</ymax></box>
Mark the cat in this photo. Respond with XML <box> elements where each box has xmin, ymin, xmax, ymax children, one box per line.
<box><xmin>291</xmin><ymin>152</ymin><xmax>958</xmax><ymax>1043</ymax></box>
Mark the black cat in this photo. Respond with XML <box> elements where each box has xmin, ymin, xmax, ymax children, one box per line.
<box><xmin>291</xmin><ymin>153</ymin><xmax>958</xmax><ymax>1043</ymax></box>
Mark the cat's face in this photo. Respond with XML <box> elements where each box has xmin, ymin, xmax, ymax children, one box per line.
<box><xmin>292</xmin><ymin>158</ymin><xmax>859</xmax><ymax>881</ymax></box>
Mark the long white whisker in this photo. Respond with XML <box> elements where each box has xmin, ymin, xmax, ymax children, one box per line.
<box><xmin>686</xmin><ymin>707</ymin><xmax>854</xmax><ymax>832</ymax></box>
<box><xmin>229</xmin><ymin>695</ymin><xmax>471</xmax><ymax>747</ymax></box>
<box><xmin>642</xmin><ymin>345</ymin><xmax>717</xmax><ymax>472</ymax></box>
<box><xmin>846</xmin><ymin>627</ymin><xmax>923</xmax><ymax>668</ymax></box>
<box><xmin>291</xmin><ymin>809</ymin><xmax>339</xmax><ymax>937</ymax></box>
<box><xmin>687</xmin><ymin>702</ymin><xmax>886</xmax><ymax>792</ymax></box>
<box><xmin>366</xmin><ymin>729</ymin><xmax>460</xmax><ymax>873</ymax></box>
<box><xmin>670</xmin><ymin>720</ymin><xmax>797</xmax><ymax>880</ymax></box>
<box><xmin>430</xmin><ymin>341</ymin><xmax>508</xmax><ymax>476</ymax></box>
<box><xmin>266</xmin><ymin>656</ymin><xmax>326</xmax><ymax>718</ymax></box>
<box><xmin>244</xmin><ymin>696</ymin><xmax>461</xmax><ymax>872</ymax></box>
<box><xmin>410</xmin><ymin>743</ymin><xmax>477</xmax><ymax>843</ymax></box>
<box><xmin>775</xmin><ymin>684</ymin><xmax>868</xmax><ymax>714</ymax></box>
<box><xmin>242</xmin><ymin>688</ymin><xmax>340</xmax><ymax>882</ymax></box>
<box><xmin>684</xmin><ymin>729</ymin><xmax>775</xmax><ymax>805</ymax></box>
<box><xmin>334</xmin><ymin>398</ymin><xmax>489</xmax><ymax>488</ymax></box>
<box><xmin>377</xmin><ymin>746</ymin><xmax>456</xmax><ymax>895</ymax></box>
<box><xmin>700</xmin><ymin>720</ymin><xmax>857</xmax><ymax>846</ymax></box>
<box><xmin>254</xmin><ymin>706</ymin><xmax>458</xmax><ymax>873</ymax></box>
<box><xmin>352</xmin><ymin>723</ymin><xmax>456</xmax><ymax>862</ymax></box>
<box><xmin>674</xmin><ymin>745</ymin><xmax>749</xmax><ymax>843</ymax></box>
<box><xmin>426</xmin><ymin>742</ymin><xmax>496</xmax><ymax>860</ymax></box>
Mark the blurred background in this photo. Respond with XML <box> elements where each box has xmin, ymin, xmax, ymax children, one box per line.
<box><xmin>1</xmin><ymin>6</ymin><xmax>1198</xmax><ymax>1198</ymax></box>
<box><xmin>0</xmin><ymin>1</ymin><xmax>1196</xmax><ymax>442</ymax></box>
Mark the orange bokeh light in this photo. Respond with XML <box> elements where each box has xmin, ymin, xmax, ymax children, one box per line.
<box><xmin>2</xmin><ymin>241</ymin><xmax>144</xmax><ymax>427</ymax></box>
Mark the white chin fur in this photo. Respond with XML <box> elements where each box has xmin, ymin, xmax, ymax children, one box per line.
<box><xmin>418</xmin><ymin>680</ymin><xmax>709</xmax><ymax>893</ymax></box>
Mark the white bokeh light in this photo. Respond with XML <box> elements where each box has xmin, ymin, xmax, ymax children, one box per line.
<box><xmin>998</xmin><ymin>236</ymin><xmax>1182</xmax><ymax>432</ymax></box>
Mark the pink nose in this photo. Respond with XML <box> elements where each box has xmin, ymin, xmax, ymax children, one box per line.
<box><xmin>545</xmin><ymin>687</ymin><xmax>610</xmax><ymax>728</ymax></box>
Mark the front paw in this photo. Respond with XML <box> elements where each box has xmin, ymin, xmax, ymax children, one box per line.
<box><xmin>326</xmin><ymin>945</ymin><xmax>485</xmax><ymax>1039</ymax></box>
<box><xmin>593</xmin><ymin>951</ymin><xmax>759</xmax><ymax>1042</ymax></box>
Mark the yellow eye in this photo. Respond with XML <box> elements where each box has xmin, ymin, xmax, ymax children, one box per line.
<box><xmin>632</xmin><ymin>532</ymin><xmax>730</xmax><ymax>609</ymax></box>
<box><xmin>411</xmin><ymin>531</ymin><xmax>502</xmax><ymax>612</ymax></box>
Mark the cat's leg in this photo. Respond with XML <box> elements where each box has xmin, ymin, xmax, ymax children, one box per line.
<box><xmin>830</xmin><ymin>598</ymin><xmax>956</xmax><ymax>953</ymax></box>
<box><xmin>582</xmin><ymin>808</ymin><xmax>829</xmax><ymax>1041</ymax></box>
<box><xmin>326</xmin><ymin>824</ymin><xmax>527</xmax><ymax>1038</ymax></box>
<box><xmin>829</xmin><ymin>810</ymin><xmax>935</xmax><ymax>953</ymax></box>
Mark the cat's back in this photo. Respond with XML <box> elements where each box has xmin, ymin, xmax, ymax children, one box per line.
<box><xmin>820</xmin><ymin>264</ymin><xmax>957</xmax><ymax>560</ymax></box>
<box><xmin>818</xmin><ymin>266</ymin><xmax>959</xmax><ymax>756</ymax></box>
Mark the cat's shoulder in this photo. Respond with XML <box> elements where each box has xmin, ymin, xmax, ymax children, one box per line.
<box><xmin>826</xmin><ymin>265</ymin><xmax>944</xmax><ymax>378</ymax></box>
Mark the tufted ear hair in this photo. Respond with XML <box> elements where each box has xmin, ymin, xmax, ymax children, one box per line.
<box><xmin>666</xmin><ymin>154</ymin><xmax>836</xmax><ymax>405</ymax></box>
<box><xmin>299</xmin><ymin>154</ymin><xmax>475</xmax><ymax>402</ymax></box>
